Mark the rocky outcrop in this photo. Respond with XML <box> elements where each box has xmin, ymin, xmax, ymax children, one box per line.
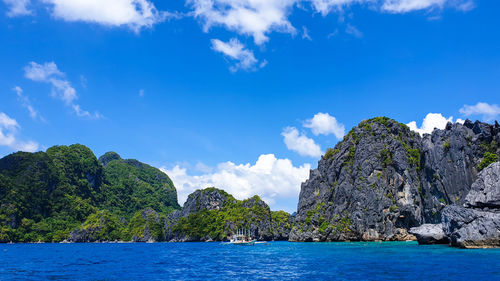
<box><xmin>419</xmin><ymin>120</ymin><xmax>499</xmax><ymax>222</ymax></box>
<box><xmin>291</xmin><ymin>117</ymin><xmax>500</xmax><ymax>242</ymax></box>
<box><xmin>409</xmin><ymin>224</ymin><xmax>448</xmax><ymax>244</ymax></box>
<box><xmin>441</xmin><ymin>162</ymin><xmax>500</xmax><ymax>248</ymax></box>
<box><xmin>465</xmin><ymin>162</ymin><xmax>500</xmax><ymax>208</ymax></box>
<box><xmin>181</xmin><ymin>187</ymin><xmax>233</xmax><ymax>216</ymax></box>
<box><xmin>411</xmin><ymin>162</ymin><xmax>500</xmax><ymax>248</ymax></box>
<box><xmin>165</xmin><ymin>188</ymin><xmax>292</xmax><ymax>242</ymax></box>
<box><xmin>442</xmin><ymin>205</ymin><xmax>500</xmax><ymax>248</ymax></box>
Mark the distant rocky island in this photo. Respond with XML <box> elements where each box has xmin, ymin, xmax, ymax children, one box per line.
<box><xmin>1</xmin><ymin>117</ymin><xmax>499</xmax><ymax>248</ymax></box>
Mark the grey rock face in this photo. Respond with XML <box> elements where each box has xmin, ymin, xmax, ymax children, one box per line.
<box><xmin>419</xmin><ymin>120</ymin><xmax>499</xmax><ymax>222</ymax></box>
<box><xmin>465</xmin><ymin>162</ymin><xmax>500</xmax><ymax>208</ymax></box>
<box><xmin>291</xmin><ymin>118</ymin><xmax>423</xmax><ymax>241</ymax></box>
<box><xmin>442</xmin><ymin>205</ymin><xmax>500</xmax><ymax>248</ymax></box>
<box><xmin>409</xmin><ymin>224</ymin><xmax>448</xmax><ymax>244</ymax></box>
<box><xmin>409</xmin><ymin>162</ymin><xmax>500</xmax><ymax>248</ymax></box>
<box><xmin>69</xmin><ymin>228</ymin><xmax>98</xmax><ymax>243</ymax></box>
<box><xmin>181</xmin><ymin>188</ymin><xmax>232</xmax><ymax>216</ymax></box>
<box><xmin>291</xmin><ymin>118</ymin><xmax>500</xmax><ymax>242</ymax></box>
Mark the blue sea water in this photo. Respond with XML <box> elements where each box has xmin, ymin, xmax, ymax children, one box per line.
<box><xmin>1</xmin><ymin>241</ymin><xmax>500</xmax><ymax>280</ymax></box>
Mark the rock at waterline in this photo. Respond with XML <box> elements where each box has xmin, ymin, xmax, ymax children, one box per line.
<box><xmin>409</xmin><ymin>224</ymin><xmax>449</xmax><ymax>245</ymax></box>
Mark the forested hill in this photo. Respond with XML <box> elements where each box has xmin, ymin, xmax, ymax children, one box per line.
<box><xmin>0</xmin><ymin>144</ymin><xmax>180</xmax><ymax>242</ymax></box>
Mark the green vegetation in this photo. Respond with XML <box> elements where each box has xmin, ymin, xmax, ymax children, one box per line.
<box><xmin>0</xmin><ymin>145</ymin><xmax>180</xmax><ymax>242</ymax></box>
<box><xmin>100</xmin><ymin>155</ymin><xmax>179</xmax><ymax>218</ymax></box>
<box><xmin>379</xmin><ymin>149</ymin><xmax>393</xmax><ymax>168</ymax></box>
<box><xmin>172</xmin><ymin>191</ymin><xmax>289</xmax><ymax>241</ymax></box>
<box><xmin>481</xmin><ymin>140</ymin><xmax>498</xmax><ymax>154</ymax></box>
<box><xmin>305</xmin><ymin>202</ymin><xmax>325</xmax><ymax>225</ymax></box>
<box><xmin>478</xmin><ymin>152</ymin><xmax>499</xmax><ymax>171</ymax></box>
<box><xmin>443</xmin><ymin>140</ymin><xmax>450</xmax><ymax>150</ymax></box>
<box><xmin>271</xmin><ymin>210</ymin><xmax>291</xmax><ymax>229</ymax></box>
<box><xmin>323</xmin><ymin>148</ymin><xmax>340</xmax><ymax>160</ymax></box>
<box><xmin>365</xmin><ymin>117</ymin><xmax>409</xmax><ymax>131</ymax></box>
<box><xmin>369</xmin><ymin>117</ymin><xmax>391</xmax><ymax>127</ymax></box>
<box><xmin>73</xmin><ymin>210</ymin><xmax>126</xmax><ymax>242</ymax></box>
<box><xmin>331</xmin><ymin>214</ymin><xmax>353</xmax><ymax>233</ymax></box>
<box><xmin>125</xmin><ymin>209</ymin><xmax>166</xmax><ymax>241</ymax></box>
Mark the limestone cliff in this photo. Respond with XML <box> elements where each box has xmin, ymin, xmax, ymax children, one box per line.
<box><xmin>165</xmin><ymin>188</ymin><xmax>292</xmax><ymax>242</ymax></box>
<box><xmin>290</xmin><ymin>117</ymin><xmax>500</xmax><ymax>242</ymax></box>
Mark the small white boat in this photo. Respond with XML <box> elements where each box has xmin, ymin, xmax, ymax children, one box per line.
<box><xmin>228</xmin><ymin>229</ymin><xmax>257</xmax><ymax>246</ymax></box>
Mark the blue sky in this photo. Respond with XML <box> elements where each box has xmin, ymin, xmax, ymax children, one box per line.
<box><xmin>1</xmin><ymin>0</ymin><xmax>499</xmax><ymax>212</ymax></box>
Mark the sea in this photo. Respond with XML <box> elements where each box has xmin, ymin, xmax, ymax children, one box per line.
<box><xmin>1</xmin><ymin>241</ymin><xmax>499</xmax><ymax>280</ymax></box>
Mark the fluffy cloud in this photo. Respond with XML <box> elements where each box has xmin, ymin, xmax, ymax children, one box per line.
<box><xmin>161</xmin><ymin>154</ymin><xmax>310</xmax><ymax>212</ymax></box>
<box><xmin>459</xmin><ymin>102</ymin><xmax>500</xmax><ymax>122</ymax></box>
<box><xmin>0</xmin><ymin>112</ymin><xmax>39</xmax><ymax>152</ymax></box>
<box><xmin>3</xmin><ymin>0</ymin><xmax>31</xmax><ymax>17</ymax></box>
<box><xmin>24</xmin><ymin>62</ymin><xmax>76</xmax><ymax>104</ymax></box>
<box><xmin>24</xmin><ymin>61</ymin><xmax>102</xmax><ymax>119</ymax></box>
<box><xmin>211</xmin><ymin>38</ymin><xmax>263</xmax><ymax>72</ymax></box>
<box><xmin>304</xmin><ymin>112</ymin><xmax>345</xmax><ymax>139</ymax></box>
<box><xmin>282</xmin><ymin>127</ymin><xmax>323</xmax><ymax>157</ymax></box>
<box><xmin>407</xmin><ymin>113</ymin><xmax>458</xmax><ymax>135</ymax></box>
<box><xmin>13</xmin><ymin>86</ymin><xmax>44</xmax><ymax>121</ymax></box>
<box><xmin>43</xmin><ymin>0</ymin><xmax>170</xmax><ymax>31</ymax></box>
<box><xmin>188</xmin><ymin>0</ymin><xmax>297</xmax><ymax>45</ymax></box>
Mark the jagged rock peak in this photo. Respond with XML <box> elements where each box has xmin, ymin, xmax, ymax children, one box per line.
<box><xmin>291</xmin><ymin>117</ymin><xmax>423</xmax><ymax>242</ymax></box>
<box><xmin>181</xmin><ymin>187</ymin><xmax>235</xmax><ymax>216</ymax></box>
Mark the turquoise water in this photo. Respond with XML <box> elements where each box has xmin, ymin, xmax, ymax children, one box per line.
<box><xmin>1</xmin><ymin>241</ymin><xmax>499</xmax><ymax>280</ymax></box>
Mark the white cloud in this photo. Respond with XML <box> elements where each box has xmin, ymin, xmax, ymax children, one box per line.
<box><xmin>310</xmin><ymin>0</ymin><xmax>369</xmax><ymax>16</ymax></box>
<box><xmin>0</xmin><ymin>112</ymin><xmax>39</xmax><ymax>152</ymax></box>
<box><xmin>72</xmin><ymin>104</ymin><xmax>103</xmax><ymax>119</ymax></box>
<box><xmin>345</xmin><ymin>23</ymin><xmax>363</xmax><ymax>38</ymax></box>
<box><xmin>13</xmin><ymin>86</ymin><xmax>44</xmax><ymax>121</ymax></box>
<box><xmin>188</xmin><ymin>0</ymin><xmax>297</xmax><ymax>45</ymax></box>
<box><xmin>381</xmin><ymin>0</ymin><xmax>474</xmax><ymax>13</ymax></box>
<box><xmin>24</xmin><ymin>61</ymin><xmax>76</xmax><ymax>104</ymax></box>
<box><xmin>302</xmin><ymin>26</ymin><xmax>312</xmax><ymax>40</ymax></box>
<box><xmin>24</xmin><ymin>61</ymin><xmax>63</xmax><ymax>83</ymax></box>
<box><xmin>282</xmin><ymin>126</ymin><xmax>323</xmax><ymax>157</ymax></box>
<box><xmin>139</xmin><ymin>89</ymin><xmax>145</xmax><ymax>97</ymax></box>
<box><xmin>309</xmin><ymin>0</ymin><xmax>473</xmax><ymax>15</ymax></box>
<box><xmin>0</xmin><ymin>113</ymin><xmax>19</xmax><ymax>129</ymax></box>
<box><xmin>459</xmin><ymin>102</ymin><xmax>500</xmax><ymax>122</ymax></box>
<box><xmin>407</xmin><ymin>113</ymin><xmax>456</xmax><ymax>135</ymax></box>
<box><xmin>24</xmin><ymin>61</ymin><xmax>102</xmax><ymax>119</ymax></box>
<box><xmin>161</xmin><ymin>154</ymin><xmax>311</xmax><ymax>212</ymax></box>
<box><xmin>211</xmin><ymin>38</ymin><xmax>262</xmax><ymax>72</ymax></box>
<box><xmin>3</xmin><ymin>0</ymin><xmax>31</xmax><ymax>17</ymax></box>
<box><xmin>304</xmin><ymin>112</ymin><xmax>345</xmax><ymax>138</ymax></box>
<box><xmin>43</xmin><ymin>0</ymin><xmax>170</xmax><ymax>32</ymax></box>
<box><xmin>382</xmin><ymin>0</ymin><xmax>446</xmax><ymax>13</ymax></box>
